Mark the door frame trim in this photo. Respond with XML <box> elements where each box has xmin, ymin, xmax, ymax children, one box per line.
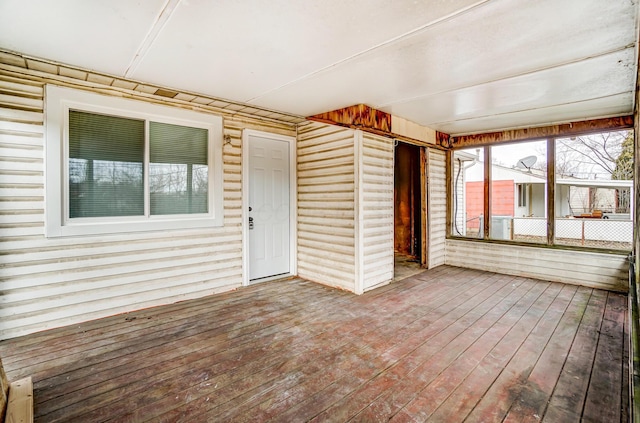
<box><xmin>241</xmin><ymin>129</ymin><xmax>297</xmax><ymax>286</ymax></box>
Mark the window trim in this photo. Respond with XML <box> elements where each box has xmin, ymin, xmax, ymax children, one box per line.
<box><xmin>45</xmin><ymin>85</ymin><xmax>224</xmax><ymax>237</ymax></box>
<box><xmin>447</xmin><ymin>133</ymin><xmax>633</xmax><ymax>253</ymax></box>
<box><xmin>517</xmin><ymin>183</ymin><xmax>528</xmax><ymax>208</ymax></box>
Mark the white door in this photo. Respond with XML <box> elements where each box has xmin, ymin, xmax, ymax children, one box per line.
<box><xmin>248</xmin><ymin>135</ymin><xmax>290</xmax><ymax>280</ymax></box>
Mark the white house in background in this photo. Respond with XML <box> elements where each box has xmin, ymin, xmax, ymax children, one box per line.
<box><xmin>464</xmin><ymin>160</ymin><xmax>633</xmax><ymax>219</ymax></box>
<box><xmin>464</xmin><ymin>160</ymin><xmax>547</xmax><ymax>218</ymax></box>
<box><xmin>458</xmin><ymin>160</ymin><xmax>634</xmax><ymax>245</ymax></box>
<box><xmin>556</xmin><ymin>179</ymin><xmax>634</xmax><ymax>219</ymax></box>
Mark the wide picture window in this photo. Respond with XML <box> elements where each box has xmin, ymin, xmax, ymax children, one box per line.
<box><xmin>46</xmin><ymin>85</ymin><xmax>223</xmax><ymax>237</ymax></box>
<box><xmin>450</xmin><ymin>131</ymin><xmax>634</xmax><ymax>251</ymax></box>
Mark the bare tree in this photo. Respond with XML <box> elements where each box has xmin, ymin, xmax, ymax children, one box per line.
<box><xmin>531</xmin><ymin>130</ymin><xmax>632</xmax><ymax>180</ymax></box>
<box><xmin>556</xmin><ymin>130</ymin><xmax>631</xmax><ymax>179</ymax></box>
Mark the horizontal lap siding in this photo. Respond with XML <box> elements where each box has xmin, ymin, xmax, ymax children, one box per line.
<box><xmin>297</xmin><ymin>123</ymin><xmax>356</xmax><ymax>292</ymax></box>
<box><xmin>361</xmin><ymin>133</ymin><xmax>393</xmax><ymax>291</ymax></box>
<box><xmin>445</xmin><ymin>239</ymin><xmax>628</xmax><ymax>291</ymax></box>
<box><xmin>428</xmin><ymin>149</ymin><xmax>446</xmax><ymax>268</ymax></box>
<box><xmin>452</xmin><ymin>158</ymin><xmax>466</xmax><ymax>236</ymax></box>
<box><xmin>0</xmin><ymin>69</ymin><xmax>295</xmax><ymax>339</ymax></box>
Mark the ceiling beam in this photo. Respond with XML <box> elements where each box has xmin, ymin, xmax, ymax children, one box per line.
<box><xmin>451</xmin><ymin>115</ymin><xmax>634</xmax><ymax>149</ymax></box>
<box><xmin>308</xmin><ymin>104</ymin><xmax>441</xmax><ymax>147</ymax></box>
<box><xmin>308</xmin><ymin>104</ymin><xmax>392</xmax><ymax>132</ymax></box>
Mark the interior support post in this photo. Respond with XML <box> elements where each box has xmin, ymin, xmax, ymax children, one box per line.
<box><xmin>547</xmin><ymin>138</ymin><xmax>556</xmax><ymax>245</ymax></box>
<box><xmin>483</xmin><ymin>146</ymin><xmax>491</xmax><ymax>240</ymax></box>
<box><xmin>421</xmin><ymin>147</ymin><xmax>428</xmax><ymax>267</ymax></box>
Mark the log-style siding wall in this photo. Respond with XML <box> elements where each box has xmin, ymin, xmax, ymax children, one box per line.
<box><xmin>427</xmin><ymin>149</ymin><xmax>447</xmax><ymax>267</ymax></box>
<box><xmin>445</xmin><ymin>240</ymin><xmax>628</xmax><ymax>292</ymax></box>
<box><xmin>359</xmin><ymin>132</ymin><xmax>394</xmax><ymax>292</ymax></box>
<box><xmin>451</xmin><ymin>158</ymin><xmax>466</xmax><ymax>237</ymax></box>
<box><xmin>0</xmin><ymin>64</ymin><xmax>295</xmax><ymax>340</ymax></box>
<box><xmin>1</xmin><ymin>51</ymin><xmax>631</xmax><ymax>340</ymax></box>
<box><xmin>296</xmin><ymin>122</ymin><xmax>357</xmax><ymax>291</ymax></box>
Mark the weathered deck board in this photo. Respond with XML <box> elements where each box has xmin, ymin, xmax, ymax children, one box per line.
<box><xmin>581</xmin><ymin>292</ymin><xmax>627</xmax><ymax>423</ymax></box>
<box><xmin>0</xmin><ymin>266</ymin><xmax>628</xmax><ymax>422</ymax></box>
<box><xmin>542</xmin><ymin>289</ymin><xmax>608</xmax><ymax>422</ymax></box>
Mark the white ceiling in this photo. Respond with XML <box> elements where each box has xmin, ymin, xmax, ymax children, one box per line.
<box><xmin>0</xmin><ymin>0</ymin><xmax>637</xmax><ymax>135</ymax></box>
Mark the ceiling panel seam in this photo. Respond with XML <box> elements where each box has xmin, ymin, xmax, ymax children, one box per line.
<box><xmin>374</xmin><ymin>46</ymin><xmax>636</xmax><ymax>110</ymax></box>
<box><xmin>124</xmin><ymin>0</ymin><xmax>182</xmax><ymax>79</ymax></box>
<box><xmin>425</xmin><ymin>91</ymin><xmax>633</xmax><ymax>128</ymax></box>
<box><xmin>244</xmin><ymin>0</ymin><xmax>493</xmax><ymax>104</ymax></box>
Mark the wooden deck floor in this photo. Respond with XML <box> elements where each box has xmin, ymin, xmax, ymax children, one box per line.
<box><xmin>0</xmin><ymin>266</ymin><xmax>629</xmax><ymax>422</ymax></box>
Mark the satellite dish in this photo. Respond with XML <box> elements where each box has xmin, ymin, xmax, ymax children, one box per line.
<box><xmin>516</xmin><ymin>155</ymin><xmax>537</xmax><ymax>171</ymax></box>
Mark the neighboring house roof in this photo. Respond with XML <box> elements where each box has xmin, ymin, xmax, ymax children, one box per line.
<box><xmin>453</xmin><ymin>150</ymin><xmax>478</xmax><ymax>162</ymax></box>
<box><xmin>556</xmin><ymin>179</ymin><xmax>633</xmax><ymax>189</ymax></box>
<box><xmin>465</xmin><ymin>160</ymin><xmax>546</xmax><ymax>183</ymax></box>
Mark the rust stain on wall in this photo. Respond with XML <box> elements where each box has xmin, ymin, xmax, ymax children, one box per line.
<box><xmin>436</xmin><ymin>131</ymin><xmax>451</xmax><ymax>148</ymax></box>
<box><xmin>308</xmin><ymin>104</ymin><xmax>391</xmax><ymax>132</ymax></box>
<box><xmin>452</xmin><ymin>116</ymin><xmax>633</xmax><ymax>148</ymax></box>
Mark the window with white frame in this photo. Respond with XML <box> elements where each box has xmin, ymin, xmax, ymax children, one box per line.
<box><xmin>517</xmin><ymin>184</ymin><xmax>528</xmax><ymax>208</ymax></box>
<box><xmin>45</xmin><ymin>85</ymin><xmax>224</xmax><ymax>237</ymax></box>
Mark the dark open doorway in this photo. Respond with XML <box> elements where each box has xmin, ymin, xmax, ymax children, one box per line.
<box><xmin>394</xmin><ymin>141</ymin><xmax>425</xmax><ymax>276</ymax></box>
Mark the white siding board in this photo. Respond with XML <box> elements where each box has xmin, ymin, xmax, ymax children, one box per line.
<box><xmin>297</xmin><ymin>122</ymin><xmax>356</xmax><ymax>292</ymax></box>
<box><xmin>296</xmin><ymin>264</ymin><xmax>352</xmax><ymax>291</ymax></box>
<box><xmin>297</xmin><ymin>122</ymin><xmax>347</xmax><ymax>140</ymax></box>
<box><xmin>297</xmin><ymin>137</ymin><xmax>356</xmax><ymax>154</ymax></box>
<box><xmin>299</xmin><ymin>165</ymin><xmax>354</xmax><ymax>176</ymax></box>
<box><xmin>298</xmin><ymin>209</ymin><xmax>355</xmax><ymax>219</ymax></box>
<box><xmin>0</xmin><ymin>93</ymin><xmax>42</xmax><ymax>111</ymax></box>
<box><xmin>0</xmin><ymin>67</ymin><xmax>296</xmax><ymax>340</ymax></box>
<box><xmin>298</xmin><ymin>173</ymin><xmax>354</xmax><ymax>186</ymax></box>
<box><xmin>0</xmin><ymin>108</ymin><xmax>43</xmax><ymax>123</ymax></box>
<box><xmin>298</xmin><ymin>156</ymin><xmax>354</xmax><ymax>170</ymax></box>
<box><xmin>298</xmin><ymin>200</ymin><xmax>353</xmax><ymax>210</ymax></box>
<box><xmin>2</xmin><ymin>234</ymin><xmax>236</xmax><ymax>266</ymax></box>
<box><xmin>1</xmin><ymin>221</ymin><xmax>242</xmax><ymax>252</ymax></box>
<box><xmin>360</xmin><ymin>133</ymin><xmax>394</xmax><ymax>291</ymax></box>
<box><xmin>1</xmin><ymin>248</ymin><xmax>243</xmax><ymax>292</ymax></box>
<box><xmin>4</xmin><ymin>283</ymin><xmax>240</xmax><ymax>339</ymax></box>
<box><xmin>445</xmin><ymin>239</ymin><xmax>627</xmax><ymax>292</ymax></box>
<box><xmin>1</xmin><ymin>261</ymin><xmax>243</xmax><ymax>312</ymax></box>
<box><xmin>0</xmin><ymin>212</ymin><xmax>43</xmax><ymax>224</ymax></box>
<box><xmin>428</xmin><ymin>149</ymin><xmax>447</xmax><ymax>268</ymax></box>
<box><xmin>0</xmin><ymin>185</ymin><xmax>43</xmax><ymax>196</ymax></box>
<box><xmin>0</xmin><ymin>224</ymin><xmax>44</xmax><ymax>238</ymax></box>
<box><xmin>0</xmin><ymin>201</ymin><xmax>43</xmax><ymax>212</ymax></box>
<box><xmin>0</xmin><ymin>121</ymin><xmax>44</xmax><ymax>135</ymax></box>
<box><xmin>298</xmin><ymin>239</ymin><xmax>354</xmax><ymax>256</ymax></box>
<box><xmin>1</xmin><ymin>253</ymin><xmax>243</xmax><ymax>295</ymax></box>
<box><xmin>3</xmin><ymin>274</ymin><xmax>242</xmax><ymax>333</ymax></box>
<box><xmin>297</xmin><ymin>222</ymin><xmax>355</xmax><ymax>237</ymax></box>
<box><xmin>0</xmin><ymin>159</ymin><xmax>42</xmax><ymax>172</ymax></box>
<box><xmin>0</xmin><ymin>133</ymin><xmax>44</xmax><ymax>146</ymax></box>
<box><xmin>452</xmin><ymin>159</ymin><xmax>466</xmax><ymax>236</ymax></box>
<box><xmin>0</xmin><ymin>173</ymin><xmax>42</xmax><ymax>184</ymax></box>
<box><xmin>0</xmin><ymin>242</ymin><xmax>242</xmax><ymax>279</ymax></box>
<box><xmin>298</xmin><ymin>183</ymin><xmax>355</xmax><ymax>193</ymax></box>
<box><xmin>0</xmin><ymin>79</ymin><xmax>43</xmax><ymax>96</ymax></box>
